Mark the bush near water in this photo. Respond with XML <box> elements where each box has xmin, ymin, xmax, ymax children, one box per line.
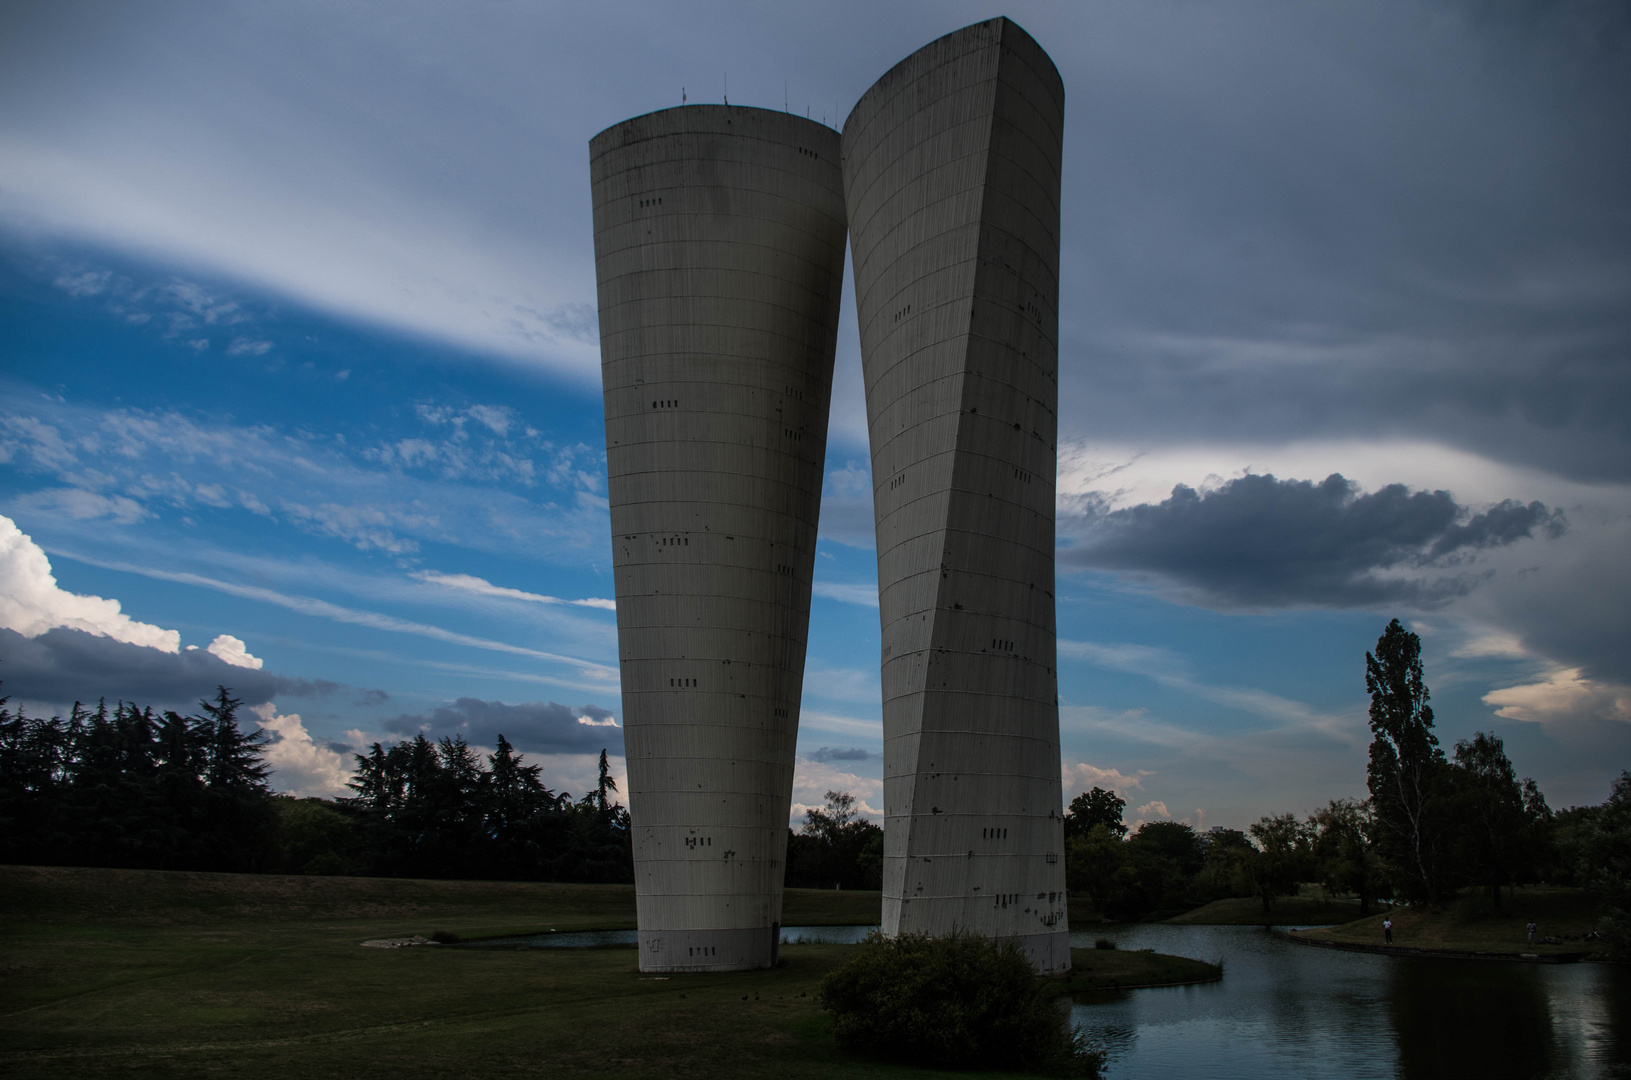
<box><xmin>819</xmin><ymin>931</ymin><xmax>1099</xmax><ymax>1076</ymax></box>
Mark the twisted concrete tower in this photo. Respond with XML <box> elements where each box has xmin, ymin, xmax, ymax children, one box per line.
<box><xmin>842</xmin><ymin>18</ymin><xmax>1070</xmax><ymax>971</ymax></box>
<box><xmin>590</xmin><ymin>106</ymin><xmax>846</xmax><ymax>972</ymax></box>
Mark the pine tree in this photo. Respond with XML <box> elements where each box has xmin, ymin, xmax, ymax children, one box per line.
<box><xmin>194</xmin><ymin>687</ymin><xmax>276</xmax><ymax>871</ymax></box>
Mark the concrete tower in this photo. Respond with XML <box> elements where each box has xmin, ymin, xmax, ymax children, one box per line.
<box><xmin>841</xmin><ymin>19</ymin><xmax>1070</xmax><ymax>971</ymax></box>
<box><xmin>590</xmin><ymin>106</ymin><xmax>847</xmax><ymax>972</ymax></box>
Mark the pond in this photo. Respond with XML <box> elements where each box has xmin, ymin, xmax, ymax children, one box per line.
<box><xmin>462</xmin><ymin>920</ymin><xmax>1629</xmax><ymax>1076</ymax></box>
<box><xmin>1068</xmin><ymin>924</ymin><xmax>1631</xmax><ymax>1080</ymax></box>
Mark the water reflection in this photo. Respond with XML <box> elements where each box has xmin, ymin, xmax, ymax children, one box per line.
<box><xmin>1390</xmin><ymin>958</ymin><xmax>1553</xmax><ymax>1080</ymax></box>
<box><xmin>1066</xmin><ymin>925</ymin><xmax>1631</xmax><ymax>1080</ymax></box>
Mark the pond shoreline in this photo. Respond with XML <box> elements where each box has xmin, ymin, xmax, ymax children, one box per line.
<box><xmin>1281</xmin><ymin>930</ymin><xmax>1594</xmax><ymax>964</ymax></box>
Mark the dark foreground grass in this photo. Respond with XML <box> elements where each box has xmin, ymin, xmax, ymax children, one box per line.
<box><xmin>0</xmin><ymin>866</ymin><xmax>1225</xmax><ymax>1079</ymax></box>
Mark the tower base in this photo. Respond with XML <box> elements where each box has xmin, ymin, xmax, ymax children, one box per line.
<box><xmin>637</xmin><ymin>925</ymin><xmax>781</xmax><ymax>973</ymax></box>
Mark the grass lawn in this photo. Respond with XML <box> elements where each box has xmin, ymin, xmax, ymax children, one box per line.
<box><xmin>0</xmin><ymin>866</ymin><xmax>1214</xmax><ymax>1079</ymax></box>
<box><xmin>1063</xmin><ymin>947</ymin><xmax>1220</xmax><ymax>990</ymax></box>
<box><xmin>1286</xmin><ymin>886</ymin><xmax>1607</xmax><ymax>957</ymax></box>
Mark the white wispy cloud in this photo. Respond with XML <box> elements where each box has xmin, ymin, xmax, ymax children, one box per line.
<box><xmin>1058</xmin><ymin>638</ymin><xmax>1360</xmax><ymax>744</ymax></box>
<box><xmin>800</xmin><ymin>664</ymin><xmax>881</xmax><ymax>706</ymax></box>
<box><xmin>0</xmin><ymin>397</ymin><xmax>611</xmax><ymax>563</ymax></box>
<box><xmin>1483</xmin><ymin>667</ymin><xmax>1631</xmax><ymax>730</ymax></box>
<box><xmin>414</xmin><ymin>569</ymin><xmax>615</xmax><ymax>610</ymax></box>
<box><xmin>811</xmin><ymin>581</ymin><xmax>879</xmax><ymax>608</ymax></box>
<box><xmin>60</xmin><ymin>555</ymin><xmax>621</xmax><ymax>684</ymax></box>
<box><xmin>225</xmin><ymin>337</ymin><xmax>272</xmax><ymax>356</ymax></box>
<box><xmin>796</xmin><ymin>710</ymin><xmax>883</xmax><ymax>740</ymax></box>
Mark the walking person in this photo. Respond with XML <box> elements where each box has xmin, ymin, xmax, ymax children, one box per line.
<box><xmin>1383</xmin><ymin>917</ymin><xmax>1393</xmax><ymax>944</ymax></box>
<box><xmin>1527</xmin><ymin>921</ymin><xmax>1537</xmax><ymax>945</ymax></box>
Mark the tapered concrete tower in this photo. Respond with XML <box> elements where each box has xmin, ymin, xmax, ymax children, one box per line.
<box><xmin>591</xmin><ymin>106</ymin><xmax>847</xmax><ymax>972</ymax></box>
<box><xmin>842</xmin><ymin>19</ymin><xmax>1070</xmax><ymax>971</ymax></box>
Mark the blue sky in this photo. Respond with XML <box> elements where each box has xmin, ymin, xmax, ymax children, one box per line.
<box><xmin>2</xmin><ymin>0</ymin><xmax>1627</xmax><ymax>827</ymax></box>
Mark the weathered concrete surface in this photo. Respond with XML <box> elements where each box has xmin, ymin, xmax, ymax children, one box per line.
<box><xmin>590</xmin><ymin>105</ymin><xmax>846</xmax><ymax>972</ymax></box>
<box><xmin>841</xmin><ymin>18</ymin><xmax>1070</xmax><ymax>972</ymax></box>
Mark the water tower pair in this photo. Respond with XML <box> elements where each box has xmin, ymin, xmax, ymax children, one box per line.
<box><xmin>590</xmin><ymin>17</ymin><xmax>1069</xmax><ymax>973</ymax></box>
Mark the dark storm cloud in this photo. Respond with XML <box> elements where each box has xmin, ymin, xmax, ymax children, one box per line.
<box><xmin>0</xmin><ymin>627</ymin><xmax>341</xmax><ymax>711</ymax></box>
<box><xmin>3</xmin><ymin>2</ymin><xmax>1625</xmax><ymax>472</ymax></box>
<box><xmin>1064</xmin><ymin>474</ymin><xmax>1563</xmax><ymax>608</ymax></box>
<box><xmin>1052</xmin><ymin>1</ymin><xmax>1631</xmax><ymax>482</ymax></box>
<box><xmin>808</xmin><ymin>746</ymin><xmax>873</xmax><ymax>762</ymax></box>
<box><xmin>381</xmin><ymin>697</ymin><xmax>622</xmax><ymax>756</ymax></box>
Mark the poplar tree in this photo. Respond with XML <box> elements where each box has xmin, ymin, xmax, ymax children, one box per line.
<box><xmin>1365</xmin><ymin>619</ymin><xmax>1451</xmax><ymax>903</ymax></box>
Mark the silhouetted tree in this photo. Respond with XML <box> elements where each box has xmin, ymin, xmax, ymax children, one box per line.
<box><xmin>1307</xmin><ymin>798</ymin><xmax>1388</xmax><ymax>914</ymax></box>
<box><xmin>1448</xmin><ymin>731</ymin><xmax>1550</xmax><ymax>912</ymax></box>
<box><xmin>1065</xmin><ymin>787</ymin><xmax>1127</xmax><ymax>841</ymax></box>
<box><xmin>1366</xmin><ymin>619</ymin><xmax>1453</xmax><ymax>903</ymax></box>
<box><xmin>786</xmin><ymin>790</ymin><xmax>883</xmax><ymax>890</ymax></box>
<box><xmin>1238</xmin><ymin>813</ymin><xmax>1314</xmax><ymax>913</ymax></box>
<box><xmin>1064</xmin><ymin>822</ymin><xmax>1128</xmax><ymax>913</ymax></box>
<box><xmin>0</xmin><ymin>684</ymin><xmax>278</xmax><ymax>871</ymax></box>
<box><xmin>1570</xmin><ymin>771</ymin><xmax>1631</xmax><ymax>957</ymax></box>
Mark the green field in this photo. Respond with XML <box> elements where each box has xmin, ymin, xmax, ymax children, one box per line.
<box><xmin>1285</xmin><ymin>886</ymin><xmax>1606</xmax><ymax>957</ymax></box>
<box><xmin>0</xmin><ymin>866</ymin><xmax>1215</xmax><ymax>1079</ymax></box>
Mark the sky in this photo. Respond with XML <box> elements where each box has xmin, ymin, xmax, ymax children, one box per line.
<box><xmin>1</xmin><ymin>0</ymin><xmax>1627</xmax><ymax>830</ymax></box>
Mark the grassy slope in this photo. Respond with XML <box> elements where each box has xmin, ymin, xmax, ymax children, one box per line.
<box><xmin>1286</xmin><ymin>886</ymin><xmax>1605</xmax><ymax>956</ymax></box>
<box><xmin>1166</xmin><ymin>894</ymin><xmax>1366</xmax><ymax>926</ymax></box>
<box><xmin>0</xmin><ymin>867</ymin><xmax>1206</xmax><ymax>1079</ymax></box>
<box><xmin>0</xmin><ymin>865</ymin><xmax>881</xmax><ymax>936</ymax></box>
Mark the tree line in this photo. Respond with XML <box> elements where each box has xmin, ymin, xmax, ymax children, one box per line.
<box><xmin>0</xmin><ymin>685</ymin><xmax>633</xmax><ymax>883</ymax></box>
<box><xmin>1058</xmin><ymin>619</ymin><xmax>1631</xmax><ymax>956</ymax></box>
<box><xmin>6</xmin><ymin>618</ymin><xmax>1625</xmax><ymax>944</ymax></box>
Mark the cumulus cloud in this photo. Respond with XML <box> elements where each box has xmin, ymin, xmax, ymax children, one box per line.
<box><xmin>1063</xmin><ymin>761</ymin><xmax>1149</xmax><ymax>797</ymax></box>
<box><xmin>1063</xmin><ymin>473</ymin><xmax>1563</xmax><ymax>608</ymax></box>
<box><xmin>0</xmin><ymin>626</ymin><xmax>334</xmax><ymax>711</ymax></box>
<box><xmin>251</xmin><ymin>703</ymin><xmax>351</xmax><ymax>796</ymax></box>
<box><xmin>380</xmin><ymin>697</ymin><xmax>622</xmax><ymax>756</ymax></box>
<box><xmin>0</xmin><ymin>513</ymin><xmax>179</xmax><ymax>651</ymax></box>
<box><xmin>1136</xmin><ymin>801</ymin><xmax>1171</xmax><ymax>819</ymax></box>
<box><xmin>790</xmin><ymin>754</ymin><xmax>883</xmax><ymax>824</ymax></box>
<box><xmin>206</xmin><ymin>633</ymin><xmax>262</xmax><ymax>669</ymax></box>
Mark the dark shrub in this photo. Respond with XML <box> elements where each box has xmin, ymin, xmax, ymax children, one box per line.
<box><xmin>1093</xmin><ymin>937</ymin><xmax>1116</xmax><ymax>950</ymax></box>
<box><xmin>818</xmin><ymin>931</ymin><xmax>1098</xmax><ymax>1076</ymax></box>
<box><xmin>430</xmin><ymin>930</ymin><xmax>460</xmax><ymax>944</ymax></box>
